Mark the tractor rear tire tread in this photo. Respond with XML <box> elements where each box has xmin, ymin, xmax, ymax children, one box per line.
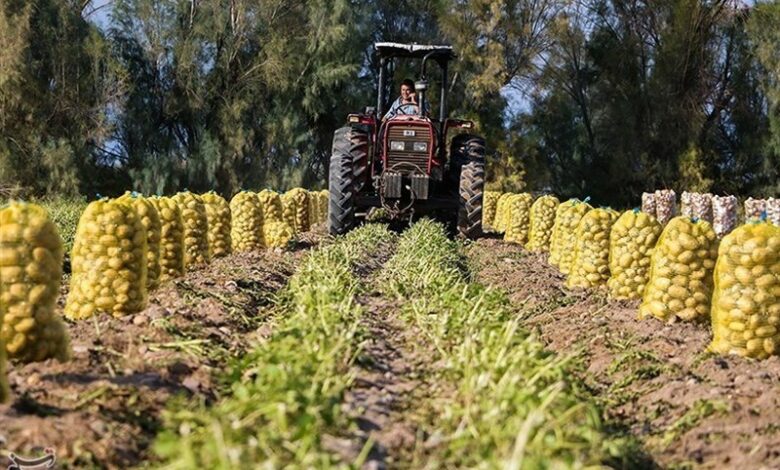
<box><xmin>457</xmin><ymin>160</ymin><xmax>485</xmax><ymax>239</ymax></box>
<box><xmin>329</xmin><ymin>127</ymin><xmax>358</xmax><ymax>236</ymax></box>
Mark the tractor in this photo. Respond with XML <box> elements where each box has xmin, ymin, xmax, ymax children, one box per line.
<box><xmin>328</xmin><ymin>42</ymin><xmax>486</xmax><ymax>238</ymax></box>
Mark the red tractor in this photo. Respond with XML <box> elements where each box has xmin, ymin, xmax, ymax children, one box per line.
<box><xmin>328</xmin><ymin>42</ymin><xmax>485</xmax><ymax>238</ymax></box>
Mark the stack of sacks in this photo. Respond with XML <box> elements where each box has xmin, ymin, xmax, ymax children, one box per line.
<box><xmin>607</xmin><ymin>210</ymin><xmax>662</xmax><ymax>300</ymax></box>
<box><xmin>526</xmin><ymin>195</ymin><xmax>560</xmax><ymax>252</ymax></box>
<box><xmin>710</xmin><ymin>222</ymin><xmax>780</xmax><ymax>358</ymax></box>
<box><xmin>639</xmin><ymin>216</ymin><xmax>718</xmax><ymax>322</ymax></box>
<box><xmin>148</xmin><ymin>197</ymin><xmax>185</xmax><ymax>282</ymax></box>
<box><xmin>65</xmin><ymin>199</ymin><xmax>148</xmax><ymax>319</ymax></box>
<box><xmin>566</xmin><ymin>208</ymin><xmax>618</xmax><ymax>288</ymax></box>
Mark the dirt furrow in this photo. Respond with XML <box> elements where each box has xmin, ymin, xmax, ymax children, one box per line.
<box><xmin>468</xmin><ymin>237</ymin><xmax>780</xmax><ymax>469</ymax></box>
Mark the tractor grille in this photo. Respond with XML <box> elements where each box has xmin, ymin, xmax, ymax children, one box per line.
<box><xmin>386</xmin><ymin>126</ymin><xmax>431</xmax><ymax>175</ymax></box>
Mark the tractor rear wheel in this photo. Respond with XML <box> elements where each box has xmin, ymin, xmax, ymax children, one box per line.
<box><xmin>328</xmin><ymin>126</ymin><xmax>368</xmax><ymax>236</ymax></box>
<box><xmin>457</xmin><ymin>160</ymin><xmax>485</xmax><ymax>239</ymax></box>
<box><xmin>449</xmin><ymin>134</ymin><xmax>486</xmax><ymax>188</ymax></box>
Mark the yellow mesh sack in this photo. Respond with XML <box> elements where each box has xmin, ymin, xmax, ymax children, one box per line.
<box><xmin>230</xmin><ymin>191</ymin><xmax>264</xmax><ymax>252</ymax></box>
<box><xmin>263</xmin><ymin>220</ymin><xmax>295</xmax><ymax>248</ymax></box>
<box><xmin>148</xmin><ymin>197</ymin><xmax>185</xmax><ymax>282</ymax></box>
<box><xmin>258</xmin><ymin>189</ymin><xmax>284</xmax><ymax>224</ymax></box>
<box><xmin>494</xmin><ymin>193</ymin><xmax>514</xmax><ymax>233</ymax></box>
<box><xmin>639</xmin><ymin>216</ymin><xmax>718</xmax><ymax>322</ymax></box>
<box><xmin>117</xmin><ymin>192</ymin><xmax>161</xmax><ymax>290</ymax></box>
<box><xmin>319</xmin><ymin>190</ymin><xmax>329</xmax><ymax>223</ymax></box>
<box><xmin>202</xmin><ymin>192</ymin><xmax>231</xmax><ymax>258</ymax></box>
<box><xmin>0</xmin><ymin>341</ymin><xmax>6</xmax><ymax>402</ymax></box>
<box><xmin>607</xmin><ymin>210</ymin><xmax>662</xmax><ymax>300</ymax></box>
<box><xmin>526</xmin><ymin>195</ymin><xmax>560</xmax><ymax>252</ymax></box>
<box><xmin>307</xmin><ymin>191</ymin><xmax>320</xmax><ymax>226</ymax></box>
<box><xmin>65</xmin><ymin>199</ymin><xmax>148</xmax><ymax>319</ymax></box>
<box><xmin>281</xmin><ymin>188</ymin><xmax>310</xmax><ymax>234</ymax></box>
<box><xmin>549</xmin><ymin>199</ymin><xmax>592</xmax><ymax>274</ymax></box>
<box><xmin>0</xmin><ymin>202</ymin><xmax>69</xmax><ymax>362</ymax></box>
<box><xmin>172</xmin><ymin>192</ymin><xmax>210</xmax><ymax>269</ymax></box>
<box><xmin>503</xmin><ymin>194</ymin><xmax>533</xmax><ymax>245</ymax></box>
<box><xmin>709</xmin><ymin>222</ymin><xmax>780</xmax><ymax>358</ymax></box>
<box><xmin>482</xmin><ymin>191</ymin><xmax>500</xmax><ymax>233</ymax></box>
<box><xmin>567</xmin><ymin>208</ymin><xmax>619</xmax><ymax>288</ymax></box>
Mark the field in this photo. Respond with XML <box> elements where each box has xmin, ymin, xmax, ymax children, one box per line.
<box><xmin>1</xmin><ymin>192</ymin><xmax>779</xmax><ymax>469</ymax></box>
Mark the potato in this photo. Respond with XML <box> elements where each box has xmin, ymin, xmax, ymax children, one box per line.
<box><xmin>710</xmin><ymin>221</ymin><xmax>780</xmax><ymax>359</ymax></box>
<box><xmin>567</xmin><ymin>208</ymin><xmax>619</xmax><ymax>289</ymax></box>
<box><xmin>0</xmin><ymin>202</ymin><xmax>69</xmax><ymax>363</ymax></box>
<box><xmin>526</xmin><ymin>195</ymin><xmax>559</xmax><ymax>252</ymax></box>
<box><xmin>202</xmin><ymin>192</ymin><xmax>232</xmax><ymax>258</ymax></box>
<box><xmin>65</xmin><ymin>199</ymin><xmax>148</xmax><ymax>319</ymax></box>
<box><xmin>503</xmin><ymin>194</ymin><xmax>533</xmax><ymax>245</ymax></box>
<box><xmin>230</xmin><ymin>191</ymin><xmax>264</xmax><ymax>252</ymax></box>
<box><xmin>639</xmin><ymin>216</ymin><xmax>718</xmax><ymax>323</ymax></box>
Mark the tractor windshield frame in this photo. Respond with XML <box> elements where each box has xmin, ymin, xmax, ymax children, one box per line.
<box><xmin>374</xmin><ymin>42</ymin><xmax>455</xmax><ymax>124</ymax></box>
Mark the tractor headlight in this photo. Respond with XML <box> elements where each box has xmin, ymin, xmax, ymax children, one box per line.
<box><xmin>413</xmin><ymin>142</ymin><xmax>428</xmax><ymax>152</ymax></box>
<box><xmin>390</xmin><ymin>141</ymin><xmax>405</xmax><ymax>151</ymax></box>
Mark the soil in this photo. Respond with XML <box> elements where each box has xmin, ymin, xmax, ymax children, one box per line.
<box><xmin>468</xmin><ymin>237</ymin><xmax>780</xmax><ymax>469</ymax></box>
<box><xmin>0</xmin><ymin>231</ymin><xmax>323</xmax><ymax>469</ymax></box>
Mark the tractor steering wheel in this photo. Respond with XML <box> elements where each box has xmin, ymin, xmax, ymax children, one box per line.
<box><xmin>395</xmin><ymin>102</ymin><xmax>420</xmax><ymax>116</ymax></box>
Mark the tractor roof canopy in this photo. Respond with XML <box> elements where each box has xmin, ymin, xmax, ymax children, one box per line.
<box><xmin>374</xmin><ymin>42</ymin><xmax>455</xmax><ymax>62</ymax></box>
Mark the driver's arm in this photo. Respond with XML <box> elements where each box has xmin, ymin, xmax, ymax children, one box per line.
<box><xmin>383</xmin><ymin>97</ymin><xmax>401</xmax><ymax>120</ymax></box>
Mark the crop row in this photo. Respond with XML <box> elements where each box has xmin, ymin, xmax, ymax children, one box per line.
<box><xmin>379</xmin><ymin>220</ymin><xmax>638</xmax><ymax>467</ymax></box>
<box><xmin>485</xmin><ymin>191</ymin><xmax>780</xmax><ymax>360</ymax></box>
<box><xmin>154</xmin><ymin>224</ymin><xmax>396</xmax><ymax>468</ymax></box>
<box><xmin>0</xmin><ymin>188</ymin><xmax>328</xmax><ymax>403</ymax></box>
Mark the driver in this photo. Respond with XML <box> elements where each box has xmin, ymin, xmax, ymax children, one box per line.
<box><xmin>383</xmin><ymin>79</ymin><xmax>429</xmax><ymax>120</ymax></box>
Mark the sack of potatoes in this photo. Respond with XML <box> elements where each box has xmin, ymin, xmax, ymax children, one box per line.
<box><xmin>148</xmin><ymin>197</ymin><xmax>185</xmax><ymax>282</ymax></box>
<box><xmin>117</xmin><ymin>192</ymin><xmax>161</xmax><ymax>289</ymax></box>
<box><xmin>281</xmin><ymin>188</ymin><xmax>310</xmax><ymax>234</ymax></box>
<box><xmin>0</xmin><ymin>202</ymin><xmax>70</xmax><ymax>363</ymax></box>
<box><xmin>258</xmin><ymin>189</ymin><xmax>284</xmax><ymax>225</ymax></box>
<box><xmin>567</xmin><ymin>208</ymin><xmax>619</xmax><ymax>289</ymax></box>
<box><xmin>607</xmin><ymin>210</ymin><xmax>662</xmax><ymax>300</ymax></box>
<box><xmin>549</xmin><ymin>199</ymin><xmax>592</xmax><ymax>274</ymax></box>
<box><xmin>230</xmin><ymin>191</ymin><xmax>263</xmax><ymax>252</ymax></box>
<box><xmin>482</xmin><ymin>191</ymin><xmax>500</xmax><ymax>233</ymax></box>
<box><xmin>263</xmin><ymin>220</ymin><xmax>295</xmax><ymax>248</ymax></box>
<box><xmin>526</xmin><ymin>195</ymin><xmax>560</xmax><ymax>252</ymax></box>
<box><xmin>65</xmin><ymin>198</ymin><xmax>148</xmax><ymax>320</ymax></box>
<box><xmin>503</xmin><ymin>194</ymin><xmax>533</xmax><ymax>245</ymax></box>
<box><xmin>639</xmin><ymin>216</ymin><xmax>718</xmax><ymax>322</ymax></box>
<box><xmin>494</xmin><ymin>193</ymin><xmax>515</xmax><ymax>234</ymax></box>
<box><xmin>202</xmin><ymin>192</ymin><xmax>232</xmax><ymax>258</ymax></box>
<box><xmin>172</xmin><ymin>192</ymin><xmax>210</xmax><ymax>269</ymax></box>
<box><xmin>709</xmin><ymin>221</ymin><xmax>780</xmax><ymax>359</ymax></box>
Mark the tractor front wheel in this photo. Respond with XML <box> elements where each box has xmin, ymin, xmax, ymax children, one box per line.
<box><xmin>457</xmin><ymin>160</ymin><xmax>485</xmax><ymax>239</ymax></box>
<box><xmin>328</xmin><ymin>126</ymin><xmax>367</xmax><ymax>236</ymax></box>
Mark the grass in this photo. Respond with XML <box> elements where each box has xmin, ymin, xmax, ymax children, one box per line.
<box><xmin>151</xmin><ymin>224</ymin><xmax>396</xmax><ymax>469</ymax></box>
<box><xmin>380</xmin><ymin>219</ymin><xmax>644</xmax><ymax>469</ymax></box>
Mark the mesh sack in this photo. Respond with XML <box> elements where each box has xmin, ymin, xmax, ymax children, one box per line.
<box><xmin>639</xmin><ymin>216</ymin><xmax>718</xmax><ymax>322</ymax></box>
<box><xmin>567</xmin><ymin>208</ymin><xmax>619</xmax><ymax>288</ymax></box>
<box><xmin>482</xmin><ymin>191</ymin><xmax>500</xmax><ymax>233</ymax></box>
<box><xmin>503</xmin><ymin>194</ymin><xmax>533</xmax><ymax>245</ymax></box>
<box><xmin>713</xmin><ymin>195</ymin><xmax>738</xmax><ymax>238</ymax></box>
<box><xmin>230</xmin><ymin>191</ymin><xmax>264</xmax><ymax>252</ymax></box>
<box><xmin>710</xmin><ymin>222</ymin><xmax>780</xmax><ymax>358</ymax></box>
<box><xmin>0</xmin><ymin>202</ymin><xmax>69</xmax><ymax>362</ymax></box>
<box><xmin>148</xmin><ymin>197</ymin><xmax>185</xmax><ymax>282</ymax></box>
<box><xmin>263</xmin><ymin>220</ymin><xmax>295</xmax><ymax>248</ymax></box>
<box><xmin>549</xmin><ymin>199</ymin><xmax>592</xmax><ymax>274</ymax></box>
<box><xmin>654</xmin><ymin>189</ymin><xmax>677</xmax><ymax>225</ymax></box>
<box><xmin>117</xmin><ymin>192</ymin><xmax>161</xmax><ymax>289</ymax></box>
<box><xmin>258</xmin><ymin>190</ymin><xmax>284</xmax><ymax>224</ymax></box>
<box><xmin>768</xmin><ymin>198</ymin><xmax>780</xmax><ymax>226</ymax></box>
<box><xmin>65</xmin><ymin>199</ymin><xmax>148</xmax><ymax>319</ymax></box>
<box><xmin>641</xmin><ymin>192</ymin><xmax>656</xmax><ymax>216</ymax></box>
<box><xmin>202</xmin><ymin>192</ymin><xmax>232</xmax><ymax>258</ymax></box>
<box><xmin>526</xmin><ymin>195</ymin><xmax>560</xmax><ymax>252</ymax></box>
<box><xmin>744</xmin><ymin>197</ymin><xmax>767</xmax><ymax>222</ymax></box>
<box><xmin>172</xmin><ymin>192</ymin><xmax>210</xmax><ymax>268</ymax></box>
<box><xmin>307</xmin><ymin>191</ymin><xmax>321</xmax><ymax>226</ymax></box>
<box><xmin>607</xmin><ymin>210</ymin><xmax>662</xmax><ymax>300</ymax></box>
<box><xmin>691</xmin><ymin>193</ymin><xmax>713</xmax><ymax>223</ymax></box>
<box><xmin>494</xmin><ymin>193</ymin><xmax>515</xmax><ymax>233</ymax></box>
<box><xmin>681</xmin><ymin>191</ymin><xmax>694</xmax><ymax>218</ymax></box>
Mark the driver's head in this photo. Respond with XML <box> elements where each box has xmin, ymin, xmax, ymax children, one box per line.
<box><xmin>400</xmin><ymin>79</ymin><xmax>415</xmax><ymax>101</ymax></box>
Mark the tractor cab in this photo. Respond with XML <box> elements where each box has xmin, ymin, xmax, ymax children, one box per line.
<box><xmin>330</xmin><ymin>42</ymin><xmax>486</xmax><ymax>238</ymax></box>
